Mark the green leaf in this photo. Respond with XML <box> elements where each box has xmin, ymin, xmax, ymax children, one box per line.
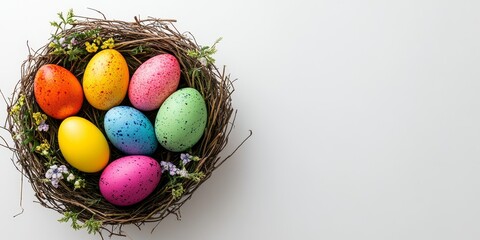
<box><xmin>187</xmin><ymin>49</ymin><xmax>199</xmax><ymax>58</ymax></box>
<box><xmin>50</xmin><ymin>21</ymin><xmax>60</xmax><ymax>28</ymax></box>
<box><xmin>58</xmin><ymin>211</ymin><xmax>82</xmax><ymax>230</ymax></box>
<box><xmin>187</xmin><ymin>37</ymin><xmax>222</xmax><ymax>66</ymax></box>
<box><xmin>66</xmin><ymin>9</ymin><xmax>75</xmax><ymax>24</ymax></box>
<box><xmin>86</xmin><ymin>198</ymin><xmax>102</xmax><ymax>205</ymax></box>
<box><xmin>131</xmin><ymin>45</ymin><xmax>146</xmax><ymax>55</ymax></box>
<box><xmin>57</xmin><ymin>12</ymin><xmax>65</xmax><ymax>23</ymax></box>
<box><xmin>188</xmin><ymin>171</ymin><xmax>205</xmax><ymax>183</ymax></box>
<box><xmin>172</xmin><ymin>183</ymin><xmax>184</xmax><ymax>199</ymax></box>
<box><xmin>213</xmin><ymin>37</ymin><xmax>223</xmax><ymax>46</ymax></box>
<box><xmin>83</xmin><ymin>217</ymin><xmax>102</xmax><ymax>235</ymax></box>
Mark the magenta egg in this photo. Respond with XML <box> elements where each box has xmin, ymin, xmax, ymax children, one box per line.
<box><xmin>99</xmin><ymin>155</ymin><xmax>161</xmax><ymax>206</ymax></box>
<box><xmin>128</xmin><ymin>54</ymin><xmax>181</xmax><ymax>111</ymax></box>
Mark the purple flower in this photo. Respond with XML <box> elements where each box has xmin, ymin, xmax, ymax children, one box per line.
<box><xmin>160</xmin><ymin>161</ymin><xmax>193</xmax><ymax>177</ymax></box>
<box><xmin>51</xmin><ymin>179</ymin><xmax>60</xmax><ymax>188</ymax></box>
<box><xmin>70</xmin><ymin>37</ymin><xmax>78</xmax><ymax>45</ymax></box>
<box><xmin>180</xmin><ymin>153</ymin><xmax>192</xmax><ymax>165</ymax></box>
<box><xmin>57</xmin><ymin>165</ymin><xmax>68</xmax><ymax>173</ymax></box>
<box><xmin>37</xmin><ymin>121</ymin><xmax>49</xmax><ymax>132</ymax></box>
<box><xmin>160</xmin><ymin>161</ymin><xmax>179</xmax><ymax>176</ymax></box>
<box><xmin>45</xmin><ymin>165</ymin><xmax>69</xmax><ymax>188</ymax></box>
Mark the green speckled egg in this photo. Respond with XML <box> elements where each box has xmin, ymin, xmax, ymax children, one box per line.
<box><xmin>155</xmin><ymin>87</ymin><xmax>207</xmax><ymax>152</ymax></box>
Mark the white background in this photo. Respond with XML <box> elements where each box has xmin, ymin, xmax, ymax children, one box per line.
<box><xmin>1</xmin><ymin>0</ymin><xmax>480</xmax><ymax>239</ymax></box>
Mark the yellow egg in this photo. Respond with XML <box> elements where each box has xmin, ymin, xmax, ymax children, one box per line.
<box><xmin>83</xmin><ymin>49</ymin><xmax>129</xmax><ymax>110</ymax></box>
<box><xmin>58</xmin><ymin>116</ymin><xmax>110</xmax><ymax>173</ymax></box>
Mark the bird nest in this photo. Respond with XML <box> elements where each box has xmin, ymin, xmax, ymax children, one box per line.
<box><xmin>3</xmin><ymin>10</ymin><xmax>249</xmax><ymax>237</ymax></box>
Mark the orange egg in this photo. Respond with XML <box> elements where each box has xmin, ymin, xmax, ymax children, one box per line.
<box><xmin>34</xmin><ymin>64</ymin><xmax>84</xmax><ymax>119</ymax></box>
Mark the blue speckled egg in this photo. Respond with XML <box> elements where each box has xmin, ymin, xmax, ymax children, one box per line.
<box><xmin>155</xmin><ymin>87</ymin><xmax>207</xmax><ymax>152</ymax></box>
<box><xmin>104</xmin><ymin>106</ymin><xmax>158</xmax><ymax>155</ymax></box>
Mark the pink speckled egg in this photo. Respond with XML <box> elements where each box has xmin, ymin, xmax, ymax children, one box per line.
<box><xmin>128</xmin><ymin>54</ymin><xmax>181</xmax><ymax>111</ymax></box>
<box><xmin>99</xmin><ymin>155</ymin><xmax>161</xmax><ymax>206</ymax></box>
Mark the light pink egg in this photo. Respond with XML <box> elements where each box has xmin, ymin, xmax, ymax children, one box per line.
<box><xmin>128</xmin><ymin>54</ymin><xmax>181</xmax><ymax>111</ymax></box>
<box><xmin>99</xmin><ymin>155</ymin><xmax>161</xmax><ymax>206</ymax></box>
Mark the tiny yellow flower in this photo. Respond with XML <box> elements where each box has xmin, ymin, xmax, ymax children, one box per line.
<box><xmin>9</xmin><ymin>94</ymin><xmax>25</xmax><ymax>115</ymax></box>
<box><xmin>85</xmin><ymin>42</ymin><xmax>98</xmax><ymax>53</ymax></box>
<box><xmin>18</xmin><ymin>94</ymin><xmax>25</xmax><ymax>106</ymax></box>
<box><xmin>32</xmin><ymin>112</ymin><xmax>48</xmax><ymax>125</ymax></box>
<box><xmin>49</xmin><ymin>42</ymin><xmax>56</xmax><ymax>48</ymax></box>
<box><xmin>94</xmin><ymin>36</ymin><xmax>102</xmax><ymax>45</ymax></box>
<box><xmin>101</xmin><ymin>38</ymin><xmax>115</xmax><ymax>49</ymax></box>
<box><xmin>35</xmin><ymin>140</ymin><xmax>51</xmax><ymax>156</ymax></box>
<box><xmin>9</xmin><ymin>104</ymin><xmax>20</xmax><ymax>115</ymax></box>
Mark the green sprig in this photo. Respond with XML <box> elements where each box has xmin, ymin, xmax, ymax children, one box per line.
<box><xmin>188</xmin><ymin>171</ymin><xmax>205</xmax><ymax>183</ymax></box>
<box><xmin>58</xmin><ymin>212</ymin><xmax>102</xmax><ymax>234</ymax></box>
<box><xmin>84</xmin><ymin>216</ymin><xmax>102</xmax><ymax>234</ymax></box>
<box><xmin>58</xmin><ymin>211</ymin><xmax>82</xmax><ymax>230</ymax></box>
<box><xmin>50</xmin><ymin>9</ymin><xmax>75</xmax><ymax>31</ymax></box>
<box><xmin>172</xmin><ymin>183</ymin><xmax>184</xmax><ymax>200</ymax></box>
<box><xmin>187</xmin><ymin>37</ymin><xmax>222</xmax><ymax>66</ymax></box>
<box><xmin>48</xmin><ymin>9</ymin><xmax>107</xmax><ymax>62</ymax></box>
<box><xmin>131</xmin><ymin>45</ymin><xmax>146</xmax><ymax>55</ymax></box>
<box><xmin>73</xmin><ymin>178</ymin><xmax>86</xmax><ymax>190</ymax></box>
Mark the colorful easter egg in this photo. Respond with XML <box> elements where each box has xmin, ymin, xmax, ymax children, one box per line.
<box><xmin>155</xmin><ymin>87</ymin><xmax>207</xmax><ymax>152</ymax></box>
<box><xmin>99</xmin><ymin>155</ymin><xmax>161</xmax><ymax>206</ymax></box>
<box><xmin>58</xmin><ymin>116</ymin><xmax>110</xmax><ymax>173</ymax></box>
<box><xmin>33</xmin><ymin>64</ymin><xmax>83</xmax><ymax>119</ymax></box>
<box><xmin>83</xmin><ymin>49</ymin><xmax>129</xmax><ymax>110</ymax></box>
<box><xmin>104</xmin><ymin>106</ymin><xmax>158</xmax><ymax>155</ymax></box>
<box><xmin>128</xmin><ymin>54</ymin><xmax>181</xmax><ymax>111</ymax></box>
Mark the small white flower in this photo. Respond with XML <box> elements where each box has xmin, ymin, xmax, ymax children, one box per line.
<box><xmin>58</xmin><ymin>37</ymin><xmax>67</xmax><ymax>48</ymax></box>
<box><xmin>14</xmin><ymin>133</ymin><xmax>22</xmax><ymax>141</ymax></box>
<box><xmin>67</xmin><ymin>173</ymin><xmax>75</xmax><ymax>182</ymax></box>
<box><xmin>74</xmin><ymin>180</ymin><xmax>82</xmax><ymax>188</ymax></box>
<box><xmin>177</xmin><ymin>169</ymin><xmax>189</xmax><ymax>178</ymax></box>
<box><xmin>199</xmin><ymin>57</ymin><xmax>207</xmax><ymax>66</ymax></box>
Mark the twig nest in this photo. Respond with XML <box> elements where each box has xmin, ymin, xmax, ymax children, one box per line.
<box><xmin>4</xmin><ymin>10</ymin><xmax>247</xmax><ymax>237</ymax></box>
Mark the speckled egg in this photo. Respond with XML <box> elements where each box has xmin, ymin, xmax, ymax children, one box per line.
<box><xmin>99</xmin><ymin>155</ymin><xmax>161</xmax><ymax>206</ymax></box>
<box><xmin>128</xmin><ymin>54</ymin><xmax>181</xmax><ymax>111</ymax></box>
<box><xmin>83</xmin><ymin>49</ymin><xmax>129</xmax><ymax>110</ymax></box>
<box><xmin>33</xmin><ymin>64</ymin><xmax>83</xmax><ymax>119</ymax></box>
<box><xmin>104</xmin><ymin>106</ymin><xmax>158</xmax><ymax>155</ymax></box>
<box><xmin>155</xmin><ymin>87</ymin><xmax>207</xmax><ymax>152</ymax></box>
